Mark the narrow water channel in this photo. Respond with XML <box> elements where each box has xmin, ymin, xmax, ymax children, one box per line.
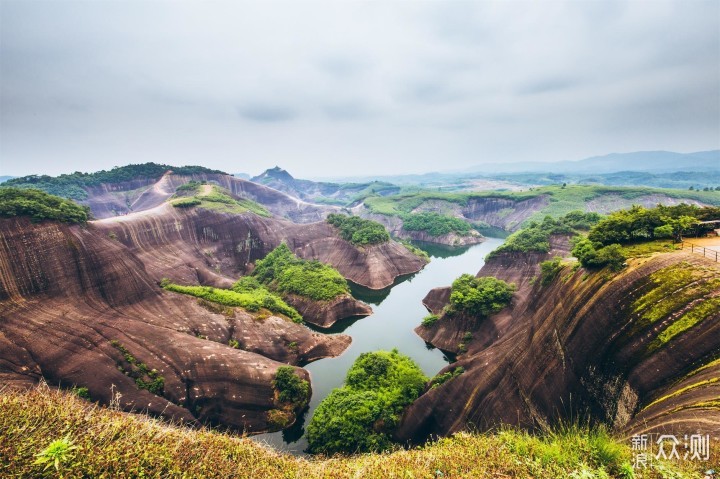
<box><xmin>253</xmin><ymin>237</ymin><xmax>506</xmax><ymax>454</ymax></box>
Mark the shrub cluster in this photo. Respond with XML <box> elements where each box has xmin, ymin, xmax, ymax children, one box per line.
<box><xmin>326</xmin><ymin>213</ymin><xmax>390</xmax><ymax>246</ymax></box>
<box><xmin>175</xmin><ymin>180</ymin><xmax>203</xmax><ymax>194</ymax></box>
<box><xmin>273</xmin><ymin>366</ymin><xmax>309</xmax><ymax>409</ymax></box>
<box><xmin>539</xmin><ymin>257</ymin><xmax>564</xmax><ymax>285</ymax></box>
<box><xmin>0</xmin><ymin>187</ymin><xmax>90</xmax><ymax>223</ymax></box>
<box><xmin>421</xmin><ymin>314</ymin><xmax>439</xmax><ymax>327</ymax></box>
<box><xmin>306</xmin><ymin>349</ymin><xmax>427</xmax><ymax>454</ymax></box>
<box><xmin>171</xmin><ymin>198</ymin><xmax>202</xmax><ymax>208</ymax></box>
<box><xmin>571</xmin><ymin>238</ymin><xmax>626</xmax><ymax>272</ymax></box>
<box><xmin>162</xmin><ymin>280</ymin><xmax>302</xmax><ymax>323</ymax></box>
<box><xmin>449</xmin><ymin>274</ymin><xmax>516</xmax><ymax>317</ymax></box>
<box><xmin>109</xmin><ymin>341</ymin><xmax>164</xmax><ymax>395</ymax></box>
<box><xmin>396</xmin><ymin>239</ymin><xmax>430</xmax><ymax>260</ymax></box>
<box><xmin>401</xmin><ymin>212</ymin><xmax>472</xmax><ymax>237</ymax></box>
<box><xmin>429</xmin><ymin>367</ymin><xmax>465</xmax><ymax>389</ymax></box>
<box><xmin>489</xmin><ymin>211</ymin><xmax>601</xmax><ymax>258</ymax></box>
<box><xmin>587</xmin><ymin>204</ymin><xmax>715</xmax><ymax>245</ymax></box>
<box><xmin>251</xmin><ymin>243</ymin><xmax>349</xmax><ymax>301</ymax></box>
<box><xmin>170</xmin><ymin>186</ymin><xmax>271</xmax><ymax>217</ymax></box>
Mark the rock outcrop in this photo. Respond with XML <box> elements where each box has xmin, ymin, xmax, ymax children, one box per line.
<box><xmin>93</xmin><ymin>203</ymin><xmax>426</xmax><ymax>292</ymax></box>
<box><xmin>0</xmin><ymin>216</ymin><xmax>349</xmax><ymax>433</ymax></box>
<box><xmin>283</xmin><ymin>294</ymin><xmax>373</xmax><ymax>329</ymax></box>
<box><xmin>394</xmin><ymin>229</ymin><xmax>484</xmax><ymax>246</ymax></box>
<box><xmin>83</xmin><ymin>172</ymin><xmax>336</xmax><ymax>223</ymax></box>
<box><xmin>362</xmin><ymin>212</ymin><xmax>485</xmax><ymax>247</ymax></box>
<box><xmin>398</xmin><ymin>240</ymin><xmax>720</xmax><ymax>442</ymax></box>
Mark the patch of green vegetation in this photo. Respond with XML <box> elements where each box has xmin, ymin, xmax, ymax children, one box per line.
<box><xmin>273</xmin><ymin>366</ymin><xmax>310</xmax><ymax>409</ymax></box>
<box><xmin>251</xmin><ymin>243</ymin><xmax>349</xmax><ymax>301</ymax></box>
<box><xmin>489</xmin><ymin>212</ymin><xmax>601</xmax><ymax>258</ymax></box>
<box><xmin>620</xmin><ymin>239</ymin><xmax>680</xmax><ymax>258</ymax></box>
<box><xmin>421</xmin><ymin>314</ymin><xmax>439</xmax><ymax>327</ymax></box>
<box><xmin>109</xmin><ymin>341</ymin><xmax>165</xmax><ymax>395</ymax></box>
<box><xmin>70</xmin><ymin>386</ymin><xmax>89</xmax><ymax>399</ymax></box>
<box><xmin>448</xmin><ymin>274</ymin><xmax>516</xmax><ymax>317</ymax></box>
<box><xmin>642</xmin><ymin>377</ymin><xmax>720</xmax><ymax>412</ymax></box>
<box><xmin>171</xmin><ymin>186</ymin><xmax>271</xmax><ymax>216</ymax></box>
<box><xmin>162</xmin><ymin>279</ymin><xmax>302</xmax><ymax>323</ymax></box>
<box><xmin>175</xmin><ymin>180</ymin><xmax>203</xmax><ymax>194</ymax></box>
<box><xmin>326</xmin><ymin>213</ymin><xmax>390</xmax><ymax>246</ymax></box>
<box><xmin>2</xmin><ymin>387</ymin><xmax>702</xmax><ymax>477</ymax></box>
<box><xmin>171</xmin><ymin>197</ymin><xmax>202</xmax><ymax>208</ymax></box>
<box><xmin>364</xmin><ymin>190</ymin><xmax>539</xmax><ymax>217</ymax></box>
<box><xmin>429</xmin><ymin>367</ymin><xmax>465</xmax><ymax>389</ymax></box>
<box><xmin>33</xmin><ymin>434</ymin><xmax>77</xmax><ymax>472</ymax></box>
<box><xmin>571</xmin><ymin>237</ymin><xmax>626</xmax><ymax>271</ymax></box>
<box><xmin>631</xmin><ymin>264</ymin><xmax>720</xmax><ymax>333</ymax></box>
<box><xmin>227</xmin><ymin>339</ymin><xmax>240</xmax><ymax>349</ymax></box>
<box><xmin>525</xmin><ymin>184</ymin><xmax>720</xmax><ymax>223</ymax></box>
<box><xmin>365</xmin><ymin>185</ymin><xmax>720</xmax><ymax>232</ymax></box>
<box><xmin>266</xmin><ymin>409</ymin><xmax>293</xmax><ymax>429</ymax></box>
<box><xmin>0</xmin><ymin>187</ymin><xmax>90</xmax><ymax>223</ymax></box>
<box><xmin>202</xmin><ymin>187</ymin><xmax>272</xmax><ymax>216</ymax></box>
<box><xmin>5</xmin><ymin>163</ymin><xmax>226</xmax><ymax>200</ymax></box>
<box><xmin>306</xmin><ymin>349</ymin><xmax>427</xmax><ymax>454</ymax></box>
<box><xmin>400</xmin><ymin>212</ymin><xmax>473</xmax><ymax>236</ymax></box>
<box><xmin>648</xmin><ymin>297</ymin><xmax>720</xmax><ymax>353</ymax></box>
<box><xmin>588</xmin><ymin>204</ymin><xmax>715</xmax><ymax>245</ymax></box>
<box><xmin>539</xmin><ymin>257</ymin><xmax>565</xmax><ymax>285</ymax></box>
<box><xmin>395</xmin><ymin>239</ymin><xmax>430</xmax><ymax>260</ymax></box>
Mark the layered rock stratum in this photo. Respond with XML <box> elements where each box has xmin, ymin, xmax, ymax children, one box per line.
<box><xmin>399</xmin><ymin>237</ymin><xmax>720</xmax><ymax>442</ymax></box>
<box><xmin>0</xmin><ymin>180</ymin><xmax>426</xmax><ymax>433</ymax></box>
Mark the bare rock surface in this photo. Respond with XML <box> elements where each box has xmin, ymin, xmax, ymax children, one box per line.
<box><xmin>399</xmin><ymin>238</ymin><xmax>720</xmax><ymax>442</ymax></box>
<box><xmin>0</xmin><ymin>217</ymin><xmax>350</xmax><ymax>433</ymax></box>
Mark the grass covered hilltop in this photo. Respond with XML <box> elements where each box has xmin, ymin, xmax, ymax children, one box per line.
<box><xmin>1</xmin><ymin>386</ymin><xmax>709</xmax><ymax>478</ymax></box>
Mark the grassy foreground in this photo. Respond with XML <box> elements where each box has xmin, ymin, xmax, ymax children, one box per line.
<box><xmin>1</xmin><ymin>387</ymin><xmax>709</xmax><ymax>478</ymax></box>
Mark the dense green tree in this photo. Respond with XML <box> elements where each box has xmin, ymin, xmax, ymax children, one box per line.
<box><xmin>449</xmin><ymin>274</ymin><xmax>516</xmax><ymax>316</ymax></box>
<box><xmin>489</xmin><ymin>212</ymin><xmax>600</xmax><ymax>257</ymax></box>
<box><xmin>250</xmin><ymin>243</ymin><xmax>349</xmax><ymax>301</ymax></box>
<box><xmin>571</xmin><ymin>237</ymin><xmax>626</xmax><ymax>271</ymax></box>
<box><xmin>0</xmin><ymin>188</ymin><xmax>89</xmax><ymax>223</ymax></box>
<box><xmin>306</xmin><ymin>350</ymin><xmax>427</xmax><ymax>454</ymax></box>
<box><xmin>326</xmin><ymin>213</ymin><xmax>390</xmax><ymax>246</ymax></box>
<box><xmin>400</xmin><ymin>212</ymin><xmax>472</xmax><ymax>236</ymax></box>
<box><xmin>273</xmin><ymin>366</ymin><xmax>309</xmax><ymax>408</ymax></box>
<box><xmin>587</xmin><ymin>204</ymin><xmax>710</xmax><ymax>245</ymax></box>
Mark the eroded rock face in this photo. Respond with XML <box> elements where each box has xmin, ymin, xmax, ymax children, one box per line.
<box><xmin>93</xmin><ymin>205</ymin><xmax>425</xmax><ymax>292</ymax></box>
<box><xmin>84</xmin><ymin>172</ymin><xmax>336</xmax><ymax>223</ymax></box>
<box><xmin>361</xmin><ymin>211</ymin><xmax>485</xmax><ymax>247</ymax></box>
<box><xmin>0</xmin><ymin>217</ymin><xmax>349</xmax><ymax>433</ymax></box>
<box><xmin>283</xmin><ymin>294</ymin><xmax>373</xmax><ymax>329</ymax></box>
<box><xmin>398</xmin><ymin>239</ymin><xmax>720</xmax><ymax>442</ymax></box>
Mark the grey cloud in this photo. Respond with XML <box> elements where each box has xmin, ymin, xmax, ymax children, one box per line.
<box><xmin>0</xmin><ymin>0</ymin><xmax>718</xmax><ymax>178</ymax></box>
<box><xmin>516</xmin><ymin>78</ymin><xmax>582</xmax><ymax>96</ymax></box>
<box><xmin>236</xmin><ymin>104</ymin><xmax>297</xmax><ymax>123</ymax></box>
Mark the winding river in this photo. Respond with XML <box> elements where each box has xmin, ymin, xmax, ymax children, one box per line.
<box><xmin>253</xmin><ymin>237</ymin><xmax>506</xmax><ymax>454</ymax></box>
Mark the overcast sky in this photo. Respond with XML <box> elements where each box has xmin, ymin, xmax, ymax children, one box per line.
<box><xmin>1</xmin><ymin>1</ymin><xmax>718</xmax><ymax>178</ymax></box>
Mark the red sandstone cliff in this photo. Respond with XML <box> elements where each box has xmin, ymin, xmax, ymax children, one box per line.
<box><xmin>397</xmin><ymin>238</ymin><xmax>720</xmax><ymax>442</ymax></box>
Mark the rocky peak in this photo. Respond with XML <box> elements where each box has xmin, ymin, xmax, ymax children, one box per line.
<box><xmin>252</xmin><ymin>166</ymin><xmax>295</xmax><ymax>184</ymax></box>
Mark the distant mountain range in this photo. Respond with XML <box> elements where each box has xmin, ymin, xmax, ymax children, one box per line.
<box><xmin>249</xmin><ymin>166</ymin><xmax>399</xmax><ymax>205</ymax></box>
<box><xmin>316</xmin><ymin>150</ymin><xmax>720</xmax><ymax>187</ymax></box>
<box><xmin>459</xmin><ymin>150</ymin><xmax>720</xmax><ymax>175</ymax></box>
